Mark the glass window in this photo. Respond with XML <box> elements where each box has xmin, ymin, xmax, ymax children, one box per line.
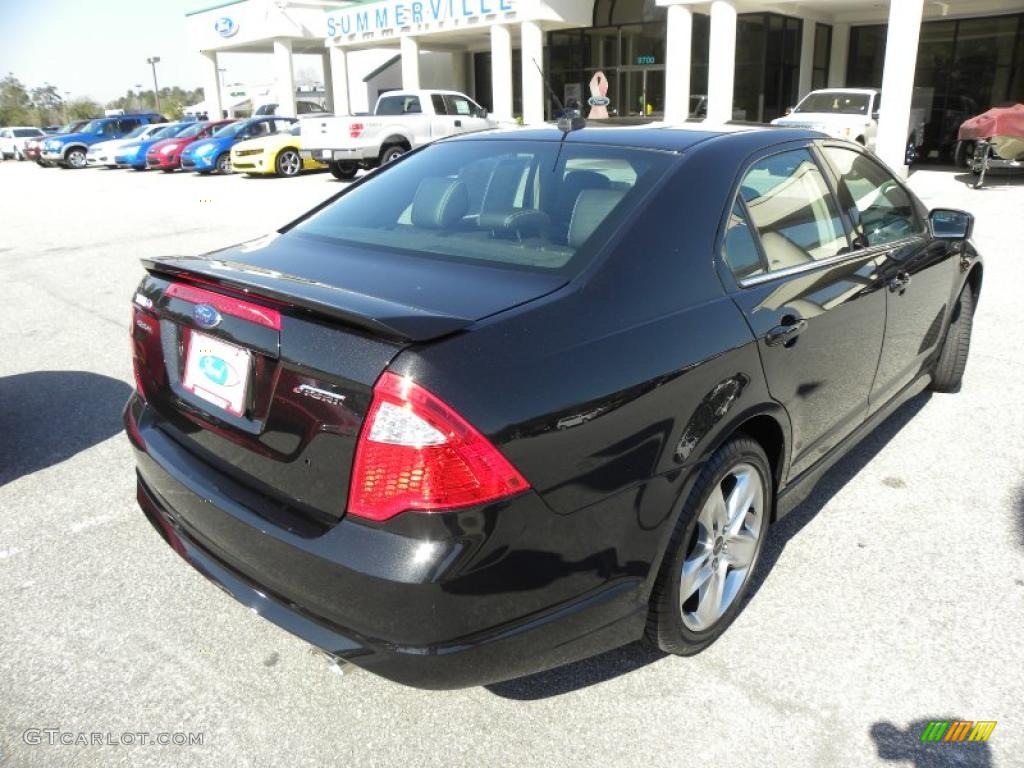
<box><xmin>812</xmin><ymin>23</ymin><xmax>832</xmax><ymax>90</ymax></box>
<box><xmin>823</xmin><ymin>147</ymin><xmax>921</xmax><ymax>247</ymax></box>
<box><xmin>443</xmin><ymin>95</ymin><xmax>475</xmax><ymax>116</ymax></box>
<box><xmin>740</xmin><ymin>149</ymin><xmax>847</xmax><ymax>271</ymax></box>
<box><xmin>377</xmin><ymin>95</ymin><xmax>422</xmax><ymax>115</ymax></box>
<box><xmin>722</xmin><ymin>201</ymin><xmax>764</xmax><ymax>279</ymax></box>
<box><xmin>289</xmin><ymin>140</ymin><xmax>674</xmax><ymax>276</ymax></box>
<box><xmin>431</xmin><ymin>94</ymin><xmax>447</xmax><ymax>114</ymax></box>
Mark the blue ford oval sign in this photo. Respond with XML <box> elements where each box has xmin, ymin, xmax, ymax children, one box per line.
<box><xmin>214</xmin><ymin>16</ymin><xmax>238</xmax><ymax>37</ymax></box>
<box><xmin>193</xmin><ymin>304</ymin><xmax>222</xmax><ymax>329</ymax></box>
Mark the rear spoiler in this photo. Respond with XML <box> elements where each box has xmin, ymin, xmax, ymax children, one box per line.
<box><xmin>142</xmin><ymin>255</ymin><xmax>473</xmax><ymax>343</ymax></box>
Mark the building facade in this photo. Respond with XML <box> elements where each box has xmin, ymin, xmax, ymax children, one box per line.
<box><xmin>186</xmin><ymin>0</ymin><xmax>1024</xmax><ymax>171</ymax></box>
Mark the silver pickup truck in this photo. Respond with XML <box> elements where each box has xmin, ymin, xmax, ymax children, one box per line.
<box><xmin>300</xmin><ymin>89</ymin><xmax>498</xmax><ymax>180</ymax></box>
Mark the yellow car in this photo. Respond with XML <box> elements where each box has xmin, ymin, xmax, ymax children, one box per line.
<box><xmin>230</xmin><ymin>125</ymin><xmax>325</xmax><ymax>178</ymax></box>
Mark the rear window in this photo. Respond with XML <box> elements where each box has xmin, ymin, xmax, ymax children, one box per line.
<box><xmin>377</xmin><ymin>95</ymin><xmax>422</xmax><ymax>115</ymax></box>
<box><xmin>289</xmin><ymin>139</ymin><xmax>675</xmax><ymax>275</ymax></box>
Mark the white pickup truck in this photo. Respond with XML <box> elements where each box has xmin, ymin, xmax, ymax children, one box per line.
<box><xmin>300</xmin><ymin>89</ymin><xmax>498</xmax><ymax>180</ymax></box>
<box><xmin>771</xmin><ymin>88</ymin><xmax>927</xmax><ymax>162</ymax></box>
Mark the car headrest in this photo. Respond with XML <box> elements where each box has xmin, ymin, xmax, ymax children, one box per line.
<box><xmin>568</xmin><ymin>189</ymin><xmax>626</xmax><ymax>248</ymax></box>
<box><xmin>411</xmin><ymin>177</ymin><xmax>468</xmax><ymax>229</ymax></box>
<box><xmin>478</xmin><ymin>209</ymin><xmax>551</xmax><ymax>239</ymax></box>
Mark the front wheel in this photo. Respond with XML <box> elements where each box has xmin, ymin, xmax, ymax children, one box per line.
<box><xmin>329</xmin><ymin>161</ymin><xmax>359</xmax><ymax>180</ymax></box>
<box><xmin>215</xmin><ymin>153</ymin><xmax>231</xmax><ymax>174</ymax></box>
<box><xmin>646</xmin><ymin>437</ymin><xmax>771</xmax><ymax>655</ymax></box>
<box><xmin>930</xmin><ymin>285</ymin><xmax>975</xmax><ymax>393</ymax></box>
<box><xmin>64</xmin><ymin>148</ymin><xmax>87</xmax><ymax>169</ymax></box>
<box><xmin>275</xmin><ymin>148</ymin><xmax>302</xmax><ymax>177</ymax></box>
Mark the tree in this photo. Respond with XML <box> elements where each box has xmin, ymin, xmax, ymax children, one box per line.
<box><xmin>67</xmin><ymin>98</ymin><xmax>102</xmax><ymax>120</ymax></box>
<box><xmin>31</xmin><ymin>83</ymin><xmax>63</xmax><ymax>126</ymax></box>
<box><xmin>0</xmin><ymin>73</ymin><xmax>33</xmax><ymax>126</ymax></box>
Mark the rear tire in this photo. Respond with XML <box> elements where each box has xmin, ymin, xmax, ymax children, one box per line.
<box><xmin>379</xmin><ymin>144</ymin><xmax>407</xmax><ymax>165</ymax></box>
<box><xmin>329</xmin><ymin>161</ymin><xmax>358</xmax><ymax>180</ymax></box>
<box><xmin>645</xmin><ymin>437</ymin><xmax>771</xmax><ymax>656</ymax></box>
<box><xmin>930</xmin><ymin>285</ymin><xmax>975</xmax><ymax>393</ymax></box>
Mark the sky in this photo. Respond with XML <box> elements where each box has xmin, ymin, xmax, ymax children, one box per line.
<box><xmin>0</xmin><ymin>0</ymin><xmax>321</xmax><ymax>104</ymax></box>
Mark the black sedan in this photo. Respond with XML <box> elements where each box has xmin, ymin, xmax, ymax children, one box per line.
<box><xmin>125</xmin><ymin>124</ymin><xmax>981</xmax><ymax>689</ymax></box>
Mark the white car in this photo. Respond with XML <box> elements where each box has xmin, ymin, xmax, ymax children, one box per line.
<box><xmin>1</xmin><ymin>127</ymin><xmax>47</xmax><ymax>160</ymax></box>
<box><xmin>301</xmin><ymin>89</ymin><xmax>498</xmax><ymax>179</ymax></box>
<box><xmin>86</xmin><ymin>124</ymin><xmax>167</xmax><ymax>168</ymax></box>
<box><xmin>770</xmin><ymin>88</ymin><xmax>925</xmax><ymax>156</ymax></box>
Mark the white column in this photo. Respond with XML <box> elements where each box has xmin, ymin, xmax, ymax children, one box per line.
<box><xmin>200</xmin><ymin>50</ymin><xmax>223</xmax><ymax>118</ymax></box>
<box><xmin>706</xmin><ymin>0</ymin><xmax>737</xmax><ymax>124</ymax></box>
<box><xmin>490</xmin><ymin>24</ymin><xmax>513</xmax><ymax>123</ymax></box>
<box><xmin>876</xmin><ymin>0</ymin><xmax>924</xmax><ymax>175</ymax></box>
<box><xmin>400</xmin><ymin>36</ymin><xmax>420</xmax><ymax>90</ymax></box>
<box><xmin>828</xmin><ymin>23</ymin><xmax>850</xmax><ymax>87</ymax></box>
<box><xmin>328</xmin><ymin>46</ymin><xmax>350</xmax><ymax>115</ymax></box>
<box><xmin>321</xmin><ymin>49</ymin><xmax>334</xmax><ymax>112</ymax></box>
<box><xmin>521</xmin><ymin>20</ymin><xmax>545</xmax><ymax>125</ymax></box>
<box><xmin>662</xmin><ymin>3</ymin><xmax>693</xmax><ymax>125</ymax></box>
<box><xmin>273</xmin><ymin>38</ymin><xmax>297</xmax><ymax>117</ymax></box>
<box><xmin>797</xmin><ymin>19</ymin><xmax>816</xmax><ymax>101</ymax></box>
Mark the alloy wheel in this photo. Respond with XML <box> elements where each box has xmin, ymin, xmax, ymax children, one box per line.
<box><xmin>679</xmin><ymin>462</ymin><xmax>765</xmax><ymax>632</ymax></box>
<box><xmin>216</xmin><ymin>153</ymin><xmax>231</xmax><ymax>174</ymax></box>
<box><xmin>67</xmin><ymin>149</ymin><xmax>86</xmax><ymax>169</ymax></box>
<box><xmin>278</xmin><ymin>150</ymin><xmax>301</xmax><ymax>177</ymax></box>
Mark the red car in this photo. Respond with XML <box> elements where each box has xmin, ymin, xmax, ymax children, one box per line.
<box><xmin>145</xmin><ymin>119</ymin><xmax>236</xmax><ymax>172</ymax></box>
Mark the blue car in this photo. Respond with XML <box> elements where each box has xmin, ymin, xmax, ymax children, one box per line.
<box><xmin>114</xmin><ymin>123</ymin><xmax>198</xmax><ymax>170</ymax></box>
<box><xmin>180</xmin><ymin>116</ymin><xmax>295</xmax><ymax>174</ymax></box>
<box><xmin>39</xmin><ymin>113</ymin><xmax>165</xmax><ymax>169</ymax></box>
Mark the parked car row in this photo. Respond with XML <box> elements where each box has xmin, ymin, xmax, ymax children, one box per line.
<box><xmin>14</xmin><ymin>112</ymin><xmax>329</xmax><ymax>178</ymax></box>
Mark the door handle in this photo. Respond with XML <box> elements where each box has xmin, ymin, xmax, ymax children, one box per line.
<box><xmin>888</xmin><ymin>270</ymin><xmax>911</xmax><ymax>294</ymax></box>
<box><xmin>454</xmin><ymin>119</ymin><xmax>462</xmax><ymax>127</ymax></box>
<box><xmin>765</xmin><ymin>318</ymin><xmax>807</xmax><ymax>347</ymax></box>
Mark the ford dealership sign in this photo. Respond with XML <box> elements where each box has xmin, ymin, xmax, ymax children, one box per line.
<box><xmin>214</xmin><ymin>16</ymin><xmax>239</xmax><ymax>37</ymax></box>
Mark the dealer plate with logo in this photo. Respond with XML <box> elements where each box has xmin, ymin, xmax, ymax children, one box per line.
<box><xmin>182</xmin><ymin>330</ymin><xmax>252</xmax><ymax>417</ymax></box>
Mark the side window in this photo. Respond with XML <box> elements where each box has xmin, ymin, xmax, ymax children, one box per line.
<box><xmin>444</xmin><ymin>95</ymin><xmax>474</xmax><ymax>116</ymax></box>
<box><xmin>430</xmin><ymin>94</ymin><xmax>447</xmax><ymax>114</ymax></box>
<box><xmin>823</xmin><ymin>146</ymin><xmax>921</xmax><ymax>247</ymax></box>
<box><xmin>740</xmin><ymin>149</ymin><xmax>847</xmax><ymax>271</ymax></box>
<box><xmin>402</xmin><ymin>96</ymin><xmax>422</xmax><ymax>114</ymax></box>
<box><xmin>722</xmin><ymin>201</ymin><xmax>765</xmax><ymax>280</ymax></box>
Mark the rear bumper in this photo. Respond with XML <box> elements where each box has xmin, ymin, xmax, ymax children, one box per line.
<box><xmin>125</xmin><ymin>395</ymin><xmax>649</xmax><ymax>689</ymax></box>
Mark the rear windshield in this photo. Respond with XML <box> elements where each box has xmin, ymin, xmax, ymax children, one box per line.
<box><xmin>288</xmin><ymin>139</ymin><xmax>674</xmax><ymax>275</ymax></box>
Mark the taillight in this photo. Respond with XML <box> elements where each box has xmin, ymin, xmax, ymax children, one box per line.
<box><xmin>348</xmin><ymin>372</ymin><xmax>529</xmax><ymax>521</ymax></box>
<box><xmin>349</xmin><ymin>122</ymin><xmax>364</xmax><ymax>139</ymax></box>
<box><xmin>130</xmin><ymin>304</ymin><xmax>159</xmax><ymax>398</ymax></box>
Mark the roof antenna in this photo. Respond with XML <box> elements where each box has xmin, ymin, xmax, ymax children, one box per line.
<box><xmin>531</xmin><ymin>58</ymin><xmax>586</xmax><ymax>137</ymax></box>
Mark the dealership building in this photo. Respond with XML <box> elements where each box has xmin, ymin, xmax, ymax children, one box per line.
<box><xmin>187</xmin><ymin>0</ymin><xmax>1024</xmax><ymax>171</ymax></box>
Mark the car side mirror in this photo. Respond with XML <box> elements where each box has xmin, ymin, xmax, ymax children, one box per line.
<box><xmin>871</xmin><ymin>111</ymin><xmax>880</xmax><ymax>120</ymax></box>
<box><xmin>477</xmin><ymin>108</ymin><xmax>488</xmax><ymax>119</ymax></box>
<box><xmin>929</xmin><ymin>208</ymin><xmax>973</xmax><ymax>240</ymax></box>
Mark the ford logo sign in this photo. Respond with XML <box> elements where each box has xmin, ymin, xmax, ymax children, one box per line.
<box><xmin>214</xmin><ymin>16</ymin><xmax>238</xmax><ymax>37</ymax></box>
<box><xmin>193</xmin><ymin>304</ymin><xmax>222</xmax><ymax>329</ymax></box>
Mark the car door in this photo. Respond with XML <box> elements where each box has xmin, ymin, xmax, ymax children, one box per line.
<box><xmin>428</xmin><ymin>94</ymin><xmax>456</xmax><ymax>138</ymax></box>
<box><xmin>723</xmin><ymin>145</ymin><xmax>888</xmax><ymax>477</ymax></box>
<box><xmin>443</xmin><ymin>94</ymin><xmax>490</xmax><ymax>133</ymax></box>
<box><xmin>819</xmin><ymin>144</ymin><xmax>959</xmax><ymax>412</ymax></box>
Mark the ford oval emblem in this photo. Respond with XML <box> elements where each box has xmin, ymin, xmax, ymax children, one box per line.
<box><xmin>214</xmin><ymin>16</ymin><xmax>238</xmax><ymax>37</ymax></box>
<box><xmin>193</xmin><ymin>304</ymin><xmax>222</xmax><ymax>329</ymax></box>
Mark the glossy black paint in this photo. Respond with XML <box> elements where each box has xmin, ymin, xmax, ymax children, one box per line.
<box><xmin>128</xmin><ymin>125</ymin><xmax>982</xmax><ymax>689</ymax></box>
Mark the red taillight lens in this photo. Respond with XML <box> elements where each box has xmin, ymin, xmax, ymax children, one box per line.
<box><xmin>166</xmin><ymin>282</ymin><xmax>281</xmax><ymax>330</ymax></box>
<box><xmin>130</xmin><ymin>304</ymin><xmax>159</xmax><ymax>398</ymax></box>
<box><xmin>349</xmin><ymin>122</ymin><xmax>364</xmax><ymax>139</ymax></box>
<box><xmin>348</xmin><ymin>372</ymin><xmax>530</xmax><ymax>521</ymax></box>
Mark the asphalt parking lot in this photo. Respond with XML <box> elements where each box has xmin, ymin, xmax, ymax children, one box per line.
<box><xmin>1</xmin><ymin>157</ymin><xmax>1022</xmax><ymax>768</ymax></box>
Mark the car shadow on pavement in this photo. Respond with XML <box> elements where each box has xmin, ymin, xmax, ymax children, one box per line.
<box><xmin>486</xmin><ymin>392</ymin><xmax>932</xmax><ymax>700</ymax></box>
<box><xmin>0</xmin><ymin>370</ymin><xmax>131</xmax><ymax>486</ymax></box>
<box><xmin>871</xmin><ymin>718</ymin><xmax>992</xmax><ymax>767</ymax></box>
